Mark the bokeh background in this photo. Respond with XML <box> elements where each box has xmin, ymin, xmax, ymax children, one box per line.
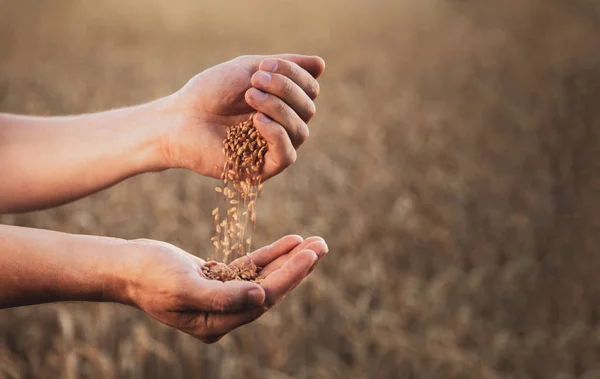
<box><xmin>2</xmin><ymin>0</ymin><xmax>600</xmax><ymax>378</ymax></box>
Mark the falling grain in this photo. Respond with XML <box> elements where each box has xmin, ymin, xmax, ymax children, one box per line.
<box><xmin>209</xmin><ymin>113</ymin><xmax>268</xmax><ymax>264</ymax></box>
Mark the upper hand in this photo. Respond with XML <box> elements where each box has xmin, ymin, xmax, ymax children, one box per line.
<box><xmin>121</xmin><ymin>235</ymin><xmax>328</xmax><ymax>343</ymax></box>
<box><xmin>160</xmin><ymin>54</ymin><xmax>326</xmax><ymax>180</ymax></box>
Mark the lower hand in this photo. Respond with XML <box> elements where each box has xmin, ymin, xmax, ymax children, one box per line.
<box><xmin>121</xmin><ymin>235</ymin><xmax>328</xmax><ymax>343</ymax></box>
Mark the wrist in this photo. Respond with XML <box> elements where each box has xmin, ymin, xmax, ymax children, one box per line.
<box><xmin>98</xmin><ymin>238</ymin><xmax>140</xmax><ymax>306</ymax></box>
<box><xmin>126</xmin><ymin>94</ymin><xmax>184</xmax><ymax>173</ymax></box>
<box><xmin>153</xmin><ymin>89</ymin><xmax>211</xmax><ymax>173</ymax></box>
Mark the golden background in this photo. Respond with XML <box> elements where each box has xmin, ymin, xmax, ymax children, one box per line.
<box><xmin>2</xmin><ymin>0</ymin><xmax>600</xmax><ymax>378</ymax></box>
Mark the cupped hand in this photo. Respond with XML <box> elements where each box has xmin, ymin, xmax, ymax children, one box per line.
<box><xmin>123</xmin><ymin>235</ymin><xmax>328</xmax><ymax>343</ymax></box>
<box><xmin>162</xmin><ymin>54</ymin><xmax>326</xmax><ymax>181</ymax></box>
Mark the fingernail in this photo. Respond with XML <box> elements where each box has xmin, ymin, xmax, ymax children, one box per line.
<box><xmin>256</xmin><ymin>112</ymin><xmax>272</xmax><ymax>123</ymax></box>
<box><xmin>247</xmin><ymin>287</ymin><xmax>265</xmax><ymax>307</ymax></box>
<box><xmin>261</xmin><ymin>59</ymin><xmax>278</xmax><ymax>72</ymax></box>
<box><xmin>306</xmin><ymin>250</ymin><xmax>318</xmax><ymax>266</ymax></box>
<box><xmin>254</xmin><ymin>71</ymin><xmax>271</xmax><ymax>86</ymax></box>
<box><xmin>307</xmin><ymin>251</ymin><xmax>321</xmax><ymax>274</ymax></box>
<box><xmin>315</xmin><ymin>243</ymin><xmax>329</xmax><ymax>258</ymax></box>
<box><xmin>310</xmin><ymin>251</ymin><xmax>319</xmax><ymax>263</ymax></box>
<box><xmin>306</xmin><ymin>251</ymin><xmax>319</xmax><ymax>273</ymax></box>
<box><xmin>250</xmin><ymin>88</ymin><xmax>268</xmax><ymax>101</ymax></box>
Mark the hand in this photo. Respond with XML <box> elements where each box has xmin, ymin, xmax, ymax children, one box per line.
<box><xmin>161</xmin><ymin>54</ymin><xmax>326</xmax><ymax>180</ymax></box>
<box><xmin>122</xmin><ymin>235</ymin><xmax>328</xmax><ymax>343</ymax></box>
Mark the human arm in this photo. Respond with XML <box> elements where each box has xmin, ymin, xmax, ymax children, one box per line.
<box><xmin>0</xmin><ymin>224</ymin><xmax>328</xmax><ymax>343</ymax></box>
<box><xmin>0</xmin><ymin>54</ymin><xmax>325</xmax><ymax>213</ymax></box>
<box><xmin>0</xmin><ymin>100</ymin><xmax>173</xmax><ymax>213</ymax></box>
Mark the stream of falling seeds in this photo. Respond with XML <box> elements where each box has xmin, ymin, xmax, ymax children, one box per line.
<box><xmin>211</xmin><ymin>113</ymin><xmax>267</xmax><ymax>264</ymax></box>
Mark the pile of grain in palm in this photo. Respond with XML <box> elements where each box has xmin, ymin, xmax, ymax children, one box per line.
<box><xmin>203</xmin><ymin>113</ymin><xmax>267</xmax><ymax>282</ymax></box>
<box><xmin>201</xmin><ymin>260</ymin><xmax>263</xmax><ymax>283</ymax></box>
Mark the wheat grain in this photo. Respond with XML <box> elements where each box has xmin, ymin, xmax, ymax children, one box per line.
<box><xmin>209</xmin><ymin>113</ymin><xmax>268</xmax><ymax>264</ymax></box>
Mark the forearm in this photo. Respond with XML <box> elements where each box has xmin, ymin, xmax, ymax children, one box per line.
<box><xmin>0</xmin><ymin>97</ymin><xmax>176</xmax><ymax>213</ymax></box>
<box><xmin>0</xmin><ymin>224</ymin><xmax>132</xmax><ymax>308</ymax></box>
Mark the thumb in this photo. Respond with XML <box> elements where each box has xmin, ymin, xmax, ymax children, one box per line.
<box><xmin>188</xmin><ymin>277</ymin><xmax>266</xmax><ymax>312</ymax></box>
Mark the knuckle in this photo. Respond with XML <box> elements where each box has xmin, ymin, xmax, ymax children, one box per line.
<box><xmin>306</xmin><ymin>79</ymin><xmax>320</xmax><ymax>99</ymax></box>
<box><xmin>270</xmin><ymin>98</ymin><xmax>287</xmax><ymax>114</ymax></box>
<box><xmin>280</xmin><ymin>77</ymin><xmax>295</xmax><ymax>98</ymax></box>
<box><xmin>297</xmin><ymin>123</ymin><xmax>310</xmax><ymax>143</ymax></box>
<box><xmin>273</xmin><ymin>125</ymin><xmax>288</xmax><ymax>141</ymax></box>
<box><xmin>280</xmin><ymin>59</ymin><xmax>298</xmax><ymax>77</ymax></box>
<box><xmin>281</xmin><ymin>149</ymin><xmax>297</xmax><ymax>168</ymax></box>
<box><xmin>306</xmin><ymin>102</ymin><xmax>316</xmax><ymax>120</ymax></box>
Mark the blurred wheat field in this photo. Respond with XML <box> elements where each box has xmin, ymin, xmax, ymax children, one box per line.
<box><xmin>2</xmin><ymin>0</ymin><xmax>600</xmax><ymax>378</ymax></box>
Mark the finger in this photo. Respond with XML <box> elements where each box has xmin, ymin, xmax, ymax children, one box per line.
<box><xmin>251</xmin><ymin>71</ymin><xmax>316</xmax><ymax>122</ymax></box>
<box><xmin>259</xmin><ymin>236</ymin><xmax>324</xmax><ymax>276</ymax></box>
<box><xmin>258</xmin><ymin>59</ymin><xmax>320</xmax><ymax>100</ymax></box>
<box><xmin>260</xmin><ymin>237</ymin><xmax>328</xmax><ymax>277</ymax></box>
<box><xmin>261</xmin><ymin>238</ymin><xmax>328</xmax><ymax>277</ymax></box>
<box><xmin>251</xmin><ymin>112</ymin><xmax>296</xmax><ymax>180</ymax></box>
<box><xmin>307</xmin><ymin>243</ymin><xmax>329</xmax><ymax>275</ymax></box>
<box><xmin>194</xmin><ymin>307</ymin><xmax>266</xmax><ymax>343</ymax></box>
<box><xmin>231</xmin><ymin>234</ymin><xmax>303</xmax><ymax>268</ymax></box>
<box><xmin>188</xmin><ymin>278</ymin><xmax>265</xmax><ymax>312</ymax></box>
<box><xmin>245</xmin><ymin>88</ymin><xmax>309</xmax><ymax>148</ymax></box>
<box><xmin>270</xmin><ymin>54</ymin><xmax>326</xmax><ymax>78</ymax></box>
<box><xmin>260</xmin><ymin>249</ymin><xmax>318</xmax><ymax>307</ymax></box>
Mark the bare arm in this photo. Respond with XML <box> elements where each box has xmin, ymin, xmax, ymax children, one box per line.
<box><xmin>0</xmin><ymin>224</ymin><xmax>130</xmax><ymax>308</ymax></box>
<box><xmin>0</xmin><ymin>99</ymin><xmax>173</xmax><ymax>213</ymax></box>
<box><xmin>0</xmin><ymin>224</ymin><xmax>328</xmax><ymax>343</ymax></box>
<box><xmin>0</xmin><ymin>54</ymin><xmax>325</xmax><ymax>214</ymax></box>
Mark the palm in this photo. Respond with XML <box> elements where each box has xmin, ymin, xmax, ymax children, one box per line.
<box><xmin>131</xmin><ymin>235</ymin><xmax>327</xmax><ymax>343</ymax></box>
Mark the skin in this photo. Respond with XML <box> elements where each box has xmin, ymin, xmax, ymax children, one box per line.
<box><xmin>0</xmin><ymin>54</ymin><xmax>328</xmax><ymax>343</ymax></box>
